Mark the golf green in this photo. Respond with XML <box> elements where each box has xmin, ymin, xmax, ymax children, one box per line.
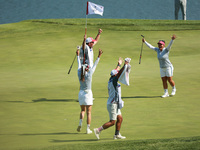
<box><xmin>0</xmin><ymin>19</ymin><xmax>200</xmax><ymax>150</ymax></box>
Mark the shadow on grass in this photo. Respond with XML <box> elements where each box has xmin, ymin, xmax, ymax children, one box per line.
<box><xmin>50</xmin><ymin>139</ymin><xmax>98</xmax><ymax>143</ymax></box>
<box><xmin>97</xmin><ymin>96</ymin><xmax>161</xmax><ymax>99</ymax></box>
<box><xmin>2</xmin><ymin>98</ymin><xmax>78</xmax><ymax>103</ymax></box>
<box><xmin>32</xmin><ymin>98</ymin><xmax>78</xmax><ymax>103</ymax></box>
<box><xmin>122</xmin><ymin>96</ymin><xmax>161</xmax><ymax>99</ymax></box>
<box><xmin>19</xmin><ymin>132</ymin><xmax>80</xmax><ymax>136</ymax></box>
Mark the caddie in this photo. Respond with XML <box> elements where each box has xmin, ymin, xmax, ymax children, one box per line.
<box><xmin>94</xmin><ymin>57</ymin><xmax>131</xmax><ymax>140</ymax></box>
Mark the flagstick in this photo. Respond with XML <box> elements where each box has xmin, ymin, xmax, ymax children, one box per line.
<box><xmin>85</xmin><ymin>15</ymin><xmax>87</xmax><ymax>34</ymax></box>
<box><xmin>83</xmin><ymin>14</ymin><xmax>88</xmax><ymax>65</ymax></box>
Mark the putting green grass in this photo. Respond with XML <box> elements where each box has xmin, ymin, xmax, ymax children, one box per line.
<box><xmin>0</xmin><ymin>19</ymin><xmax>200</xmax><ymax>150</ymax></box>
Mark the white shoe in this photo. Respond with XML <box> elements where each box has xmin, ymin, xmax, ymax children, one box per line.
<box><xmin>86</xmin><ymin>129</ymin><xmax>93</xmax><ymax>134</ymax></box>
<box><xmin>94</xmin><ymin>128</ymin><xmax>100</xmax><ymax>140</ymax></box>
<box><xmin>161</xmin><ymin>92</ymin><xmax>169</xmax><ymax>98</ymax></box>
<box><xmin>171</xmin><ymin>89</ymin><xmax>176</xmax><ymax>96</ymax></box>
<box><xmin>113</xmin><ymin>134</ymin><xmax>126</xmax><ymax>140</ymax></box>
<box><xmin>77</xmin><ymin>126</ymin><xmax>81</xmax><ymax>132</ymax></box>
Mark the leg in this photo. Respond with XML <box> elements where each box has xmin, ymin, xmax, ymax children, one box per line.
<box><xmin>86</xmin><ymin>105</ymin><xmax>93</xmax><ymax>134</ymax></box>
<box><xmin>77</xmin><ymin>105</ymin><xmax>86</xmax><ymax>132</ymax></box>
<box><xmin>80</xmin><ymin>105</ymin><xmax>86</xmax><ymax>120</ymax></box>
<box><xmin>114</xmin><ymin>115</ymin><xmax>126</xmax><ymax>139</ymax></box>
<box><xmin>167</xmin><ymin>76</ymin><xmax>176</xmax><ymax>96</ymax></box>
<box><xmin>180</xmin><ymin>0</ymin><xmax>187</xmax><ymax>20</ymax></box>
<box><xmin>115</xmin><ymin>115</ymin><xmax>123</xmax><ymax>134</ymax></box>
<box><xmin>94</xmin><ymin>120</ymin><xmax>115</xmax><ymax>139</ymax></box>
<box><xmin>161</xmin><ymin>77</ymin><xmax>168</xmax><ymax>89</ymax></box>
<box><xmin>161</xmin><ymin>77</ymin><xmax>169</xmax><ymax>98</ymax></box>
<box><xmin>167</xmin><ymin>76</ymin><xmax>175</xmax><ymax>87</ymax></box>
<box><xmin>102</xmin><ymin>120</ymin><xmax>116</xmax><ymax>129</ymax></box>
<box><xmin>175</xmin><ymin>0</ymin><xmax>180</xmax><ymax>20</ymax></box>
<box><xmin>86</xmin><ymin>105</ymin><xmax>92</xmax><ymax>125</ymax></box>
<box><xmin>94</xmin><ymin>104</ymin><xmax>117</xmax><ymax>139</ymax></box>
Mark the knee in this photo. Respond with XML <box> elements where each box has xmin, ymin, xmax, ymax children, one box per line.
<box><xmin>120</xmin><ymin>117</ymin><xmax>123</xmax><ymax>122</ymax></box>
<box><xmin>167</xmin><ymin>78</ymin><xmax>174</xmax><ymax>83</ymax></box>
<box><xmin>87</xmin><ymin>111</ymin><xmax>91</xmax><ymax>116</ymax></box>
<box><xmin>110</xmin><ymin>120</ymin><xmax>116</xmax><ymax>126</ymax></box>
<box><xmin>117</xmin><ymin>116</ymin><xmax>123</xmax><ymax>123</ymax></box>
<box><xmin>81</xmin><ymin>111</ymin><xmax>85</xmax><ymax>115</ymax></box>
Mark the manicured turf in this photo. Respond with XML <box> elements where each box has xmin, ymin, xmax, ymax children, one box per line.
<box><xmin>0</xmin><ymin>19</ymin><xmax>200</xmax><ymax>150</ymax></box>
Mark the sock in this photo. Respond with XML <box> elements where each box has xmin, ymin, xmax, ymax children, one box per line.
<box><xmin>172</xmin><ymin>86</ymin><xmax>176</xmax><ymax>90</ymax></box>
<box><xmin>87</xmin><ymin>124</ymin><xmax>90</xmax><ymax>129</ymax></box>
<box><xmin>79</xmin><ymin>119</ymin><xmax>82</xmax><ymax>126</ymax></box>
<box><xmin>164</xmin><ymin>89</ymin><xmax>168</xmax><ymax>93</ymax></box>
<box><xmin>98</xmin><ymin>126</ymin><xmax>104</xmax><ymax>132</ymax></box>
<box><xmin>115</xmin><ymin>130</ymin><xmax>119</xmax><ymax>135</ymax></box>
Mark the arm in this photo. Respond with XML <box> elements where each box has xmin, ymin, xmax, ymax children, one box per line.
<box><xmin>93</xmin><ymin>29</ymin><xmax>103</xmax><ymax>46</ymax></box>
<box><xmin>76</xmin><ymin>49</ymin><xmax>81</xmax><ymax>69</ymax></box>
<box><xmin>91</xmin><ymin>49</ymin><xmax>103</xmax><ymax>73</ymax></box>
<box><xmin>142</xmin><ymin>38</ymin><xmax>157</xmax><ymax>51</ymax></box>
<box><xmin>115</xmin><ymin>57</ymin><xmax>123</xmax><ymax>71</ymax></box>
<box><xmin>116</xmin><ymin>59</ymin><xmax>129</xmax><ymax>79</ymax></box>
<box><xmin>166</xmin><ymin>34</ymin><xmax>176</xmax><ymax>51</ymax></box>
<box><xmin>82</xmin><ymin>34</ymin><xmax>87</xmax><ymax>51</ymax></box>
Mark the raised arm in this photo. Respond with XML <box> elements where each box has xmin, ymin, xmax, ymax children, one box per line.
<box><xmin>82</xmin><ymin>34</ymin><xmax>87</xmax><ymax>50</ymax></box>
<box><xmin>116</xmin><ymin>59</ymin><xmax>129</xmax><ymax>79</ymax></box>
<box><xmin>166</xmin><ymin>34</ymin><xmax>176</xmax><ymax>51</ymax></box>
<box><xmin>142</xmin><ymin>38</ymin><xmax>157</xmax><ymax>51</ymax></box>
<box><xmin>76</xmin><ymin>49</ymin><xmax>81</xmax><ymax>69</ymax></box>
<box><xmin>115</xmin><ymin>57</ymin><xmax>123</xmax><ymax>71</ymax></box>
<box><xmin>91</xmin><ymin>49</ymin><xmax>103</xmax><ymax>73</ymax></box>
<box><xmin>93</xmin><ymin>29</ymin><xmax>103</xmax><ymax>46</ymax></box>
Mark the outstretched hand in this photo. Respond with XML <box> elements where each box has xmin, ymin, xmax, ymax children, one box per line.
<box><xmin>98</xmin><ymin>49</ymin><xmax>103</xmax><ymax>58</ymax></box>
<box><xmin>142</xmin><ymin>38</ymin><xmax>145</xmax><ymax>43</ymax></box>
<box><xmin>76</xmin><ymin>49</ymin><xmax>79</xmax><ymax>56</ymax></box>
<box><xmin>98</xmin><ymin>29</ymin><xmax>103</xmax><ymax>34</ymax></box>
<box><xmin>171</xmin><ymin>34</ymin><xmax>176</xmax><ymax>40</ymax></box>
<box><xmin>118</xmin><ymin>57</ymin><xmax>123</xmax><ymax>66</ymax></box>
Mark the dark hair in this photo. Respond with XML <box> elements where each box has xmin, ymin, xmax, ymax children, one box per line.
<box><xmin>160</xmin><ymin>40</ymin><xmax>165</xmax><ymax>43</ymax></box>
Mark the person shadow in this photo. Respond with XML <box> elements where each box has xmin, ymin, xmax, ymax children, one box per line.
<box><xmin>98</xmin><ymin>96</ymin><xmax>161</xmax><ymax>99</ymax></box>
<box><xmin>32</xmin><ymin>98</ymin><xmax>78</xmax><ymax>103</ymax></box>
<box><xmin>122</xmin><ymin>96</ymin><xmax>161</xmax><ymax>99</ymax></box>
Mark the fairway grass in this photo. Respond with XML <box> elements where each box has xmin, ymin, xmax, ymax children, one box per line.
<box><xmin>0</xmin><ymin>19</ymin><xmax>200</xmax><ymax>150</ymax></box>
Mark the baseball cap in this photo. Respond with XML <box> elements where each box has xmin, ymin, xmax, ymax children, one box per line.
<box><xmin>157</xmin><ymin>40</ymin><xmax>165</xmax><ymax>46</ymax></box>
<box><xmin>110</xmin><ymin>69</ymin><xmax>118</xmax><ymax>76</ymax></box>
<box><xmin>86</xmin><ymin>37</ymin><xmax>96</xmax><ymax>43</ymax></box>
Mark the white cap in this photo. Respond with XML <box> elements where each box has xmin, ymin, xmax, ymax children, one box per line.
<box><xmin>110</xmin><ymin>69</ymin><xmax>118</xmax><ymax>76</ymax></box>
<box><xmin>86</xmin><ymin>37</ymin><xmax>96</xmax><ymax>43</ymax></box>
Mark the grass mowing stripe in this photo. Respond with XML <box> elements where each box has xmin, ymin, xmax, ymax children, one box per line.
<box><xmin>32</xmin><ymin>136</ymin><xmax>200</xmax><ymax>150</ymax></box>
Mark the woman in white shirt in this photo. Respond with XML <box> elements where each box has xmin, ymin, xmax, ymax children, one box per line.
<box><xmin>142</xmin><ymin>35</ymin><xmax>177</xmax><ymax>98</ymax></box>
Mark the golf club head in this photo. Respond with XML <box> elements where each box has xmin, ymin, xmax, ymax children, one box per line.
<box><xmin>141</xmin><ymin>35</ymin><xmax>145</xmax><ymax>38</ymax></box>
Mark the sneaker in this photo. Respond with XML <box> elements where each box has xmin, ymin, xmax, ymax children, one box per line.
<box><xmin>171</xmin><ymin>89</ymin><xmax>176</xmax><ymax>96</ymax></box>
<box><xmin>77</xmin><ymin>126</ymin><xmax>81</xmax><ymax>132</ymax></box>
<box><xmin>113</xmin><ymin>134</ymin><xmax>126</xmax><ymax>140</ymax></box>
<box><xmin>94</xmin><ymin>128</ymin><xmax>100</xmax><ymax>140</ymax></box>
<box><xmin>161</xmin><ymin>92</ymin><xmax>169</xmax><ymax>98</ymax></box>
<box><xmin>86</xmin><ymin>129</ymin><xmax>93</xmax><ymax>134</ymax></box>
